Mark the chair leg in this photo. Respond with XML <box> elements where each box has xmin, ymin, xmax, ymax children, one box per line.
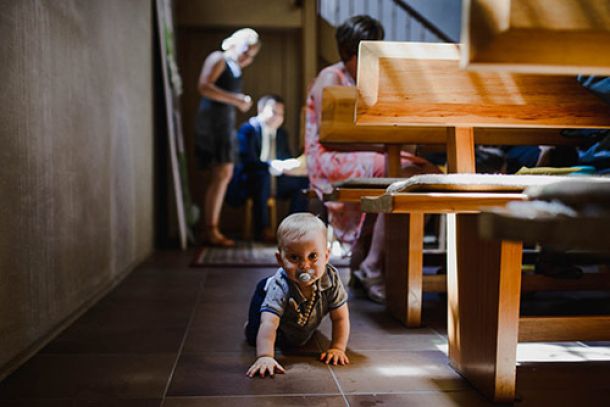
<box><xmin>243</xmin><ymin>198</ymin><xmax>253</xmax><ymax>241</ymax></box>
<box><xmin>268</xmin><ymin>197</ymin><xmax>277</xmax><ymax>238</ymax></box>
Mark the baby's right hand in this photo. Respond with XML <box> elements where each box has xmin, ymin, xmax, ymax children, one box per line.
<box><xmin>246</xmin><ymin>356</ymin><xmax>286</xmax><ymax>378</ymax></box>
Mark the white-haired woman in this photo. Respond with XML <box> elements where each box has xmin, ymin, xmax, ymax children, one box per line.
<box><xmin>195</xmin><ymin>28</ymin><xmax>260</xmax><ymax>247</ymax></box>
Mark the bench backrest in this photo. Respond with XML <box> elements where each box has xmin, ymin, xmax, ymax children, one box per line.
<box><xmin>320</xmin><ymin>86</ymin><xmax>445</xmax><ymax>144</ymax></box>
<box><xmin>356</xmin><ymin>41</ymin><xmax>610</xmax><ymax>128</ymax></box>
<box><xmin>321</xmin><ymin>86</ymin><xmax>584</xmax><ymax>146</ymax></box>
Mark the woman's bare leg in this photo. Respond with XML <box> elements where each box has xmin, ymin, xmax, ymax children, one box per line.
<box><xmin>203</xmin><ymin>163</ymin><xmax>234</xmax><ymax>244</ymax></box>
<box><xmin>359</xmin><ymin>214</ymin><xmax>384</xmax><ymax>280</ymax></box>
<box><xmin>357</xmin><ymin>157</ymin><xmax>441</xmax><ymax>302</ymax></box>
<box><xmin>356</xmin><ymin>214</ymin><xmax>386</xmax><ymax>303</ymax></box>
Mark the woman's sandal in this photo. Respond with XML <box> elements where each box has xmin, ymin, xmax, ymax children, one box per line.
<box><xmin>351</xmin><ymin>269</ymin><xmax>386</xmax><ymax>304</ymax></box>
<box><xmin>205</xmin><ymin>225</ymin><xmax>236</xmax><ymax>248</ymax></box>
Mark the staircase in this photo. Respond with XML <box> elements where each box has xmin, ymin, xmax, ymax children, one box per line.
<box><xmin>318</xmin><ymin>0</ymin><xmax>457</xmax><ymax>43</ymax></box>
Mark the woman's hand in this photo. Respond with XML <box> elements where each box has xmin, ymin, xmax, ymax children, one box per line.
<box><xmin>246</xmin><ymin>356</ymin><xmax>286</xmax><ymax>378</ymax></box>
<box><xmin>320</xmin><ymin>348</ymin><xmax>350</xmax><ymax>366</ymax></box>
<box><xmin>237</xmin><ymin>94</ymin><xmax>253</xmax><ymax>112</ymax></box>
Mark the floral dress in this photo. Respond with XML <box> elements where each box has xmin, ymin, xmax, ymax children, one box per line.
<box><xmin>305</xmin><ymin>62</ymin><xmax>386</xmax><ymax>245</ymax></box>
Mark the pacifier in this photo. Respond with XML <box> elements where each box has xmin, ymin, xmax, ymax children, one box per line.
<box><xmin>297</xmin><ymin>269</ymin><xmax>315</xmax><ymax>282</ymax></box>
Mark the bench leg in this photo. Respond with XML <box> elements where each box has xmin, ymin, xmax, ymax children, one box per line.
<box><xmin>447</xmin><ymin>214</ymin><xmax>523</xmax><ymax>402</ymax></box>
<box><xmin>384</xmin><ymin>213</ymin><xmax>424</xmax><ymax>328</ymax></box>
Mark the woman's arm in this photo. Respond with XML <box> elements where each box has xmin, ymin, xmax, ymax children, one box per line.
<box><xmin>197</xmin><ymin>51</ymin><xmax>251</xmax><ymax>111</ymax></box>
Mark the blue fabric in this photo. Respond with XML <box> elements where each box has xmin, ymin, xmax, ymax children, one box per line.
<box><xmin>246</xmin><ymin>277</ymin><xmax>269</xmax><ymax>346</ymax></box>
<box><xmin>577</xmin><ymin>75</ymin><xmax>610</xmax><ymax>104</ymax></box>
<box><xmin>233</xmin><ymin>169</ymin><xmax>308</xmax><ymax>239</ymax></box>
<box><xmin>571</xmin><ymin>76</ymin><xmax>610</xmax><ymax>172</ymax></box>
<box><xmin>226</xmin><ymin>117</ymin><xmax>310</xmax><ymax>239</ymax></box>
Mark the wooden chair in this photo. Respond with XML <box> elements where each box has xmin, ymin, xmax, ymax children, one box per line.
<box><xmin>242</xmin><ymin>197</ymin><xmax>276</xmax><ymax>241</ymax></box>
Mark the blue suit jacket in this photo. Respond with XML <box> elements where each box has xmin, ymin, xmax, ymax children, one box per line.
<box><xmin>236</xmin><ymin>117</ymin><xmax>293</xmax><ymax>172</ymax></box>
<box><xmin>226</xmin><ymin>117</ymin><xmax>296</xmax><ymax>207</ymax></box>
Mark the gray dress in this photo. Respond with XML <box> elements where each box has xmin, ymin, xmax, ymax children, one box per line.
<box><xmin>195</xmin><ymin>56</ymin><xmax>242</xmax><ymax>169</ymax></box>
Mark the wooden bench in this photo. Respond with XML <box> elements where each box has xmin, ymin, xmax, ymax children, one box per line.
<box><xmin>321</xmin><ymin>86</ymin><xmax>585</xmax><ymax>176</ymax></box>
<box><xmin>449</xmin><ymin>178</ymin><xmax>610</xmax><ymax>402</ymax></box>
<box><xmin>360</xmin><ymin>174</ymin><xmax>579</xmax><ymax>326</ymax></box>
<box><xmin>323</xmin><ymin>177</ymin><xmax>447</xmax><ymax>288</ymax></box>
<box><xmin>353</xmin><ymin>41</ymin><xmax>610</xmax><ymax>402</ymax></box>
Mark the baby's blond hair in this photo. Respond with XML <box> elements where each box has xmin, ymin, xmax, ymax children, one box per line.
<box><xmin>277</xmin><ymin>213</ymin><xmax>327</xmax><ymax>251</ymax></box>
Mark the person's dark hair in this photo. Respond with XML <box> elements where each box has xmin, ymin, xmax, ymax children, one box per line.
<box><xmin>335</xmin><ymin>15</ymin><xmax>385</xmax><ymax>62</ymax></box>
<box><xmin>257</xmin><ymin>94</ymin><xmax>284</xmax><ymax>112</ymax></box>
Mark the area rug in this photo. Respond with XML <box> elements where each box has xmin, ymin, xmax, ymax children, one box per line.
<box><xmin>191</xmin><ymin>241</ymin><xmax>350</xmax><ymax>268</ymax></box>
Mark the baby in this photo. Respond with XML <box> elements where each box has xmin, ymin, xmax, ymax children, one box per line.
<box><xmin>245</xmin><ymin>213</ymin><xmax>350</xmax><ymax>378</ymax></box>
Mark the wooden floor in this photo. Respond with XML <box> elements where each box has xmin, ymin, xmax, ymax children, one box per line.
<box><xmin>0</xmin><ymin>250</ymin><xmax>609</xmax><ymax>406</ymax></box>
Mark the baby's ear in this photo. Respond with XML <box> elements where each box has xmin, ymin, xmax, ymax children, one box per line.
<box><xmin>275</xmin><ymin>250</ymin><xmax>283</xmax><ymax>265</ymax></box>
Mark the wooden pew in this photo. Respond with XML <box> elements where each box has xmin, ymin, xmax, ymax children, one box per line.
<box><xmin>359</xmin><ymin>174</ymin><xmax>574</xmax><ymax>326</ymax></box>
<box><xmin>354</xmin><ymin>41</ymin><xmax>610</xmax><ymax>402</ymax></box>
<box><xmin>456</xmin><ymin>179</ymin><xmax>610</xmax><ymax>401</ymax></box>
<box><xmin>323</xmin><ymin>177</ymin><xmax>447</xmax><ymax>293</ymax></box>
<box><xmin>462</xmin><ymin>0</ymin><xmax>610</xmax><ymax>75</ymax></box>
<box><xmin>356</xmin><ymin>41</ymin><xmax>610</xmax><ymax>130</ymax></box>
<box><xmin>321</xmin><ymin>85</ymin><xmax>586</xmax><ymax>176</ymax></box>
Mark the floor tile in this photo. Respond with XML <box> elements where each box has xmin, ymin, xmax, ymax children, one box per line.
<box><xmin>166</xmin><ymin>353</ymin><xmax>339</xmax><ymax>397</ymax></box>
<box><xmin>41</xmin><ymin>301</ymin><xmax>193</xmax><ymax>354</ymax></box>
<box><xmin>200</xmin><ymin>268</ymin><xmax>273</xmax><ymax>304</ymax></box>
<box><xmin>103</xmin><ymin>268</ymin><xmax>203</xmax><ymax>304</ymax></box>
<box><xmin>346</xmin><ymin>390</ymin><xmax>493</xmax><ymax>406</ymax></box>
<box><xmin>314</xmin><ymin>298</ymin><xmax>446</xmax><ymax>353</ymax></box>
<box><xmin>182</xmin><ymin>302</ymin><xmax>253</xmax><ymax>353</ymax></box>
<box><xmin>0</xmin><ymin>401</ymin><xmax>161</xmax><ymax>407</ymax></box>
<box><xmin>163</xmin><ymin>395</ymin><xmax>346</xmax><ymax>406</ymax></box>
<box><xmin>0</xmin><ymin>354</ymin><xmax>175</xmax><ymax>400</ymax></box>
<box><xmin>330</xmin><ymin>350</ymin><xmax>466</xmax><ymax>394</ymax></box>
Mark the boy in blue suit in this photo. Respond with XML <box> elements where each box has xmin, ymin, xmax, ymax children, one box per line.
<box><xmin>228</xmin><ymin>95</ymin><xmax>309</xmax><ymax>241</ymax></box>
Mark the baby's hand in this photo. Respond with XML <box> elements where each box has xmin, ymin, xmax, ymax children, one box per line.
<box><xmin>246</xmin><ymin>356</ymin><xmax>286</xmax><ymax>378</ymax></box>
<box><xmin>320</xmin><ymin>348</ymin><xmax>350</xmax><ymax>366</ymax></box>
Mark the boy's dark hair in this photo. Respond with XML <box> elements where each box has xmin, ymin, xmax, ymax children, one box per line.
<box><xmin>335</xmin><ymin>15</ymin><xmax>385</xmax><ymax>62</ymax></box>
<box><xmin>257</xmin><ymin>94</ymin><xmax>285</xmax><ymax>113</ymax></box>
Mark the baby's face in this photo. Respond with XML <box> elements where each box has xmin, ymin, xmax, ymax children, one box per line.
<box><xmin>276</xmin><ymin>231</ymin><xmax>329</xmax><ymax>289</ymax></box>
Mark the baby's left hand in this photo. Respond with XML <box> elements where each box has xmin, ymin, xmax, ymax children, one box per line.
<box><xmin>320</xmin><ymin>348</ymin><xmax>350</xmax><ymax>366</ymax></box>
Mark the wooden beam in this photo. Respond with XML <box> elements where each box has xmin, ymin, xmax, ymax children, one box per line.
<box><xmin>519</xmin><ymin>316</ymin><xmax>610</xmax><ymax>342</ymax></box>
<box><xmin>479</xmin><ymin>210</ymin><xmax>610</xmax><ymax>253</ymax></box>
<box><xmin>462</xmin><ymin>0</ymin><xmax>610</xmax><ymax>75</ymax></box>
<box><xmin>356</xmin><ymin>41</ymin><xmax>610</xmax><ymax>128</ymax></box>
<box><xmin>323</xmin><ymin>188</ymin><xmax>386</xmax><ymax>203</ymax></box>
<box><xmin>361</xmin><ymin>192</ymin><xmax>527</xmax><ymax>214</ymax></box>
